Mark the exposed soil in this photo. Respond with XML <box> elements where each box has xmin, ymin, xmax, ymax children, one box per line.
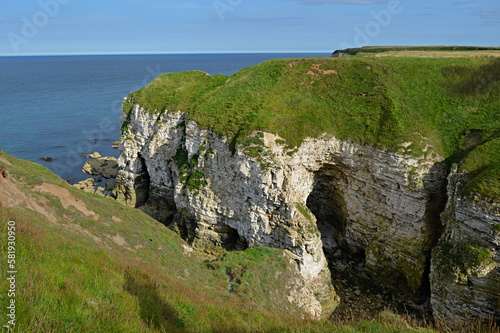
<box><xmin>32</xmin><ymin>183</ymin><xmax>99</xmax><ymax>220</ymax></box>
<box><xmin>0</xmin><ymin>176</ymin><xmax>57</xmax><ymax>223</ymax></box>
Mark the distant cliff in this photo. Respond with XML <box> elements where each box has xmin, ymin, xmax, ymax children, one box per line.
<box><xmin>116</xmin><ymin>56</ymin><xmax>500</xmax><ymax>321</ymax></box>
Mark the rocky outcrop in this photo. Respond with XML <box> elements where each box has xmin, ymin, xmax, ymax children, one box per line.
<box><xmin>430</xmin><ymin>165</ymin><xmax>500</xmax><ymax>322</ymax></box>
<box><xmin>88</xmin><ymin>152</ymin><xmax>102</xmax><ymax>159</ymax></box>
<box><xmin>115</xmin><ymin>105</ymin><xmax>452</xmax><ymax>318</ymax></box>
<box><xmin>74</xmin><ymin>177</ymin><xmax>101</xmax><ymax>192</ymax></box>
<box><xmin>83</xmin><ymin>156</ymin><xmax>118</xmax><ymax>179</ymax></box>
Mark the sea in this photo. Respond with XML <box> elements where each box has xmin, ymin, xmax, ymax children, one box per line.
<box><xmin>0</xmin><ymin>53</ymin><xmax>328</xmax><ymax>184</ymax></box>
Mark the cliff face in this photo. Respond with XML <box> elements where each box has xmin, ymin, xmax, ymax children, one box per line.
<box><xmin>430</xmin><ymin>165</ymin><xmax>500</xmax><ymax>322</ymax></box>
<box><xmin>116</xmin><ymin>105</ymin><xmax>453</xmax><ymax>318</ymax></box>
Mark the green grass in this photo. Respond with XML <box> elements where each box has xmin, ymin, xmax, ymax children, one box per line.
<box><xmin>440</xmin><ymin>241</ymin><xmax>493</xmax><ymax>273</ymax></box>
<box><xmin>295</xmin><ymin>202</ymin><xmax>314</xmax><ymax>223</ymax></box>
<box><xmin>461</xmin><ymin>137</ymin><xmax>500</xmax><ymax>200</ymax></box>
<box><xmin>125</xmin><ymin>55</ymin><xmax>500</xmax><ymax>200</ymax></box>
<box><xmin>0</xmin><ymin>151</ymin><xmax>336</xmax><ymax>332</ymax></box>
<box><xmin>3</xmin><ymin>151</ymin><xmax>499</xmax><ymax>332</ymax></box>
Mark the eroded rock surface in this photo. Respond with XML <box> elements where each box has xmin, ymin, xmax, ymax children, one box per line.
<box><xmin>430</xmin><ymin>165</ymin><xmax>500</xmax><ymax>322</ymax></box>
<box><xmin>115</xmin><ymin>106</ymin><xmax>453</xmax><ymax>318</ymax></box>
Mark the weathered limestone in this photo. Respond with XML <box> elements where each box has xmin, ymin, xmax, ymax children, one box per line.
<box><xmin>115</xmin><ymin>105</ymin><xmax>451</xmax><ymax>318</ymax></box>
<box><xmin>430</xmin><ymin>165</ymin><xmax>500</xmax><ymax>322</ymax></box>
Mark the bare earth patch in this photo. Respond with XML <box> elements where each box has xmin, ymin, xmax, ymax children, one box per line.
<box><xmin>308</xmin><ymin>64</ymin><xmax>338</xmax><ymax>75</ymax></box>
<box><xmin>108</xmin><ymin>233</ymin><xmax>133</xmax><ymax>251</ymax></box>
<box><xmin>0</xmin><ymin>176</ymin><xmax>57</xmax><ymax>223</ymax></box>
<box><xmin>112</xmin><ymin>216</ymin><xmax>122</xmax><ymax>223</ymax></box>
<box><xmin>0</xmin><ymin>157</ymin><xmax>12</xmax><ymax>166</ymax></box>
<box><xmin>33</xmin><ymin>183</ymin><xmax>99</xmax><ymax>220</ymax></box>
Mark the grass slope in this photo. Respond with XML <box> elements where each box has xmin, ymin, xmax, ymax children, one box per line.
<box><xmin>0</xmin><ymin>152</ymin><xmax>324</xmax><ymax>332</ymax></box>
<box><xmin>0</xmin><ymin>152</ymin><xmax>446</xmax><ymax>332</ymax></box>
<box><xmin>125</xmin><ymin>55</ymin><xmax>500</xmax><ymax>200</ymax></box>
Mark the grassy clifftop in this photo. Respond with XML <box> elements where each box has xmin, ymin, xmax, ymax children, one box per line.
<box><xmin>125</xmin><ymin>55</ymin><xmax>500</xmax><ymax>200</ymax></box>
<box><xmin>332</xmin><ymin>46</ymin><xmax>500</xmax><ymax>57</ymax></box>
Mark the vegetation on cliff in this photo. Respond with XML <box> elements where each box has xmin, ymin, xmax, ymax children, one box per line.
<box><xmin>1</xmin><ymin>151</ymin><xmax>462</xmax><ymax>332</ymax></box>
<box><xmin>0</xmin><ymin>151</ymin><xmax>325</xmax><ymax>332</ymax></box>
<box><xmin>125</xmin><ymin>54</ymin><xmax>499</xmax><ymax>200</ymax></box>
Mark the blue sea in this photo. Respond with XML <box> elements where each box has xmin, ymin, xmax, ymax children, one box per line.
<box><xmin>0</xmin><ymin>53</ymin><xmax>328</xmax><ymax>183</ymax></box>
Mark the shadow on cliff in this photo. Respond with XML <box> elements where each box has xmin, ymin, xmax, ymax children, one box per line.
<box><xmin>306</xmin><ymin>158</ymin><xmax>449</xmax><ymax>315</ymax></box>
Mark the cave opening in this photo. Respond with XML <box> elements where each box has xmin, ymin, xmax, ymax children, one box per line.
<box><xmin>306</xmin><ymin>164</ymin><xmax>350</xmax><ymax>258</ymax></box>
<box><xmin>214</xmin><ymin>224</ymin><xmax>248</xmax><ymax>252</ymax></box>
<box><xmin>306</xmin><ymin>163</ymin><xmax>436</xmax><ymax>319</ymax></box>
<box><xmin>135</xmin><ymin>154</ymin><xmax>151</xmax><ymax>207</ymax></box>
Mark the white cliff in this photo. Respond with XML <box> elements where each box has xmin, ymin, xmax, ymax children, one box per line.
<box><xmin>115</xmin><ymin>105</ymin><xmax>453</xmax><ymax>318</ymax></box>
<box><xmin>430</xmin><ymin>165</ymin><xmax>500</xmax><ymax>322</ymax></box>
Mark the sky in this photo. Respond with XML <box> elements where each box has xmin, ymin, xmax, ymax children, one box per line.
<box><xmin>1</xmin><ymin>0</ymin><xmax>499</xmax><ymax>56</ymax></box>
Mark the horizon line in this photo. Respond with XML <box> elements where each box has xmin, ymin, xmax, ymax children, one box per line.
<box><xmin>0</xmin><ymin>50</ymin><xmax>333</xmax><ymax>57</ymax></box>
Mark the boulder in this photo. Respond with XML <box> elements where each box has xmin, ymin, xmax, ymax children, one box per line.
<box><xmin>73</xmin><ymin>178</ymin><xmax>99</xmax><ymax>193</ymax></box>
<box><xmin>105</xmin><ymin>179</ymin><xmax>117</xmax><ymax>191</ymax></box>
<box><xmin>82</xmin><ymin>157</ymin><xmax>118</xmax><ymax>179</ymax></box>
<box><xmin>88</xmin><ymin>152</ymin><xmax>102</xmax><ymax>159</ymax></box>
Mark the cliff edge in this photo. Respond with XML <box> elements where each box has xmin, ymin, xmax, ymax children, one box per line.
<box><xmin>116</xmin><ymin>56</ymin><xmax>500</xmax><ymax>321</ymax></box>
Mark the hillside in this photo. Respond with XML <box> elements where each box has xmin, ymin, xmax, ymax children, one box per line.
<box><xmin>124</xmin><ymin>55</ymin><xmax>500</xmax><ymax>201</ymax></box>
<box><xmin>0</xmin><ymin>150</ymin><xmax>336</xmax><ymax>332</ymax></box>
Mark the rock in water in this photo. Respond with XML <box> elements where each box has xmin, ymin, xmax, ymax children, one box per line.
<box><xmin>105</xmin><ymin>179</ymin><xmax>117</xmax><ymax>191</ymax></box>
<box><xmin>73</xmin><ymin>178</ymin><xmax>100</xmax><ymax>193</ymax></box>
<box><xmin>82</xmin><ymin>157</ymin><xmax>118</xmax><ymax>179</ymax></box>
<box><xmin>88</xmin><ymin>152</ymin><xmax>102</xmax><ymax>159</ymax></box>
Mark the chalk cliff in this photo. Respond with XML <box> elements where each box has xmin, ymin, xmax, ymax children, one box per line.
<box><xmin>114</xmin><ymin>56</ymin><xmax>500</xmax><ymax>322</ymax></box>
<box><xmin>116</xmin><ymin>105</ymin><xmax>453</xmax><ymax>318</ymax></box>
<box><xmin>430</xmin><ymin>165</ymin><xmax>500</xmax><ymax>322</ymax></box>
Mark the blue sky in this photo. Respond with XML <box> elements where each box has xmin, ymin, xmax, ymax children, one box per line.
<box><xmin>1</xmin><ymin>0</ymin><xmax>499</xmax><ymax>55</ymax></box>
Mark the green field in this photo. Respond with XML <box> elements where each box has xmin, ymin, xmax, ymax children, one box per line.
<box><xmin>125</xmin><ymin>54</ymin><xmax>500</xmax><ymax>200</ymax></box>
